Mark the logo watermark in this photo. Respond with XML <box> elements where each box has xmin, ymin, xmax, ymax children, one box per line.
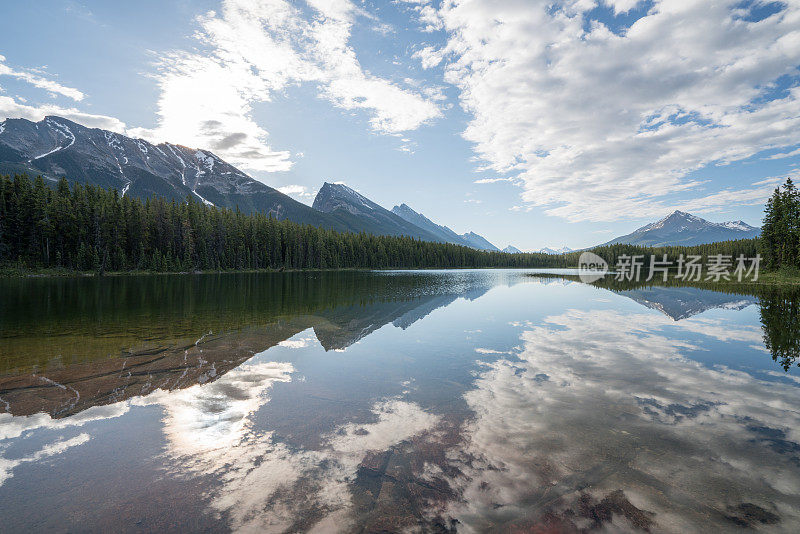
<box><xmin>578</xmin><ymin>251</ymin><xmax>609</xmax><ymax>283</ymax></box>
<box><xmin>581</xmin><ymin>253</ymin><xmax>761</xmax><ymax>283</ymax></box>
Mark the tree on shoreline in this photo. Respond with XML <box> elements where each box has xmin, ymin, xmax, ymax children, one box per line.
<box><xmin>761</xmin><ymin>177</ymin><xmax>800</xmax><ymax>270</ymax></box>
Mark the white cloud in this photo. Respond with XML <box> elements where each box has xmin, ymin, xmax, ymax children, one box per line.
<box><xmin>0</xmin><ymin>95</ymin><xmax>127</xmax><ymax>132</ymax></box>
<box><xmin>0</xmin><ymin>57</ymin><xmax>127</xmax><ymax>133</ymax></box>
<box><xmin>136</xmin><ymin>0</ymin><xmax>440</xmax><ymax>175</ymax></box>
<box><xmin>432</xmin><ymin>0</ymin><xmax>800</xmax><ymax>221</ymax></box>
<box><xmin>413</xmin><ymin>45</ymin><xmax>444</xmax><ymax>69</ymax></box>
<box><xmin>0</xmin><ymin>55</ymin><xmax>85</xmax><ymax>101</ymax></box>
<box><xmin>277</xmin><ymin>184</ymin><xmax>316</xmax><ymax>199</ymax></box>
<box><xmin>766</xmin><ymin>147</ymin><xmax>800</xmax><ymax>160</ymax></box>
<box><xmin>401</xmin><ymin>0</ymin><xmax>444</xmax><ymax>32</ymax></box>
<box><xmin>605</xmin><ymin>0</ymin><xmax>642</xmax><ymax>15</ymax></box>
<box><xmin>474</xmin><ymin>177</ymin><xmax>515</xmax><ymax>184</ymax></box>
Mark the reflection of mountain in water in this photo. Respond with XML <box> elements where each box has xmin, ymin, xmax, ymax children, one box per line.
<box><xmin>530</xmin><ymin>272</ymin><xmax>800</xmax><ymax>371</ymax></box>
<box><xmin>0</xmin><ymin>272</ymin><xmax>504</xmax><ymax>418</ymax></box>
<box><xmin>616</xmin><ymin>286</ymin><xmax>758</xmax><ymax>320</ymax></box>
<box><xmin>316</xmin><ymin>287</ymin><xmax>491</xmax><ymax>350</ymax></box>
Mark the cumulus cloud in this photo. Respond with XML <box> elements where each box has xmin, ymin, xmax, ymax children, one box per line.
<box><xmin>135</xmin><ymin>0</ymin><xmax>441</xmax><ymax>174</ymax></box>
<box><xmin>413</xmin><ymin>45</ymin><xmax>444</xmax><ymax>69</ymax></box>
<box><xmin>431</xmin><ymin>0</ymin><xmax>800</xmax><ymax>221</ymax></box>
<box><xmin>0</xmin><ymin>55</ymin><xmax>85</xmax><ymax>101</ymax></box>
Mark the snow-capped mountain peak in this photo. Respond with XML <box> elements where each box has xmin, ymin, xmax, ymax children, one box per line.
<box><xmin>602</xmin><ymin>210</ymin><xmax>761</xmax><ymax>247</ymax></box>
<box><xmin>539</xmin><ymin>246</ymin><xmax>573</xmax><ymax>254</ymax></box>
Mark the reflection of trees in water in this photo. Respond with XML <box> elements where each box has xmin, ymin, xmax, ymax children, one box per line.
<box><xmin>531</xmin><ymin>273</ymin><xmax>800</xmax><ymax>372</ymax></box>
<box><xmin>759</xmin><ymin>288</ymin><xmax>800</xmax><ymax>371</ymax></box>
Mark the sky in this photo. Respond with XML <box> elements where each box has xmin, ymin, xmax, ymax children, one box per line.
<box><xmin>1</xmin><ymin>0</ymin><xmax>800</xmax><ymax>251</ymax></box>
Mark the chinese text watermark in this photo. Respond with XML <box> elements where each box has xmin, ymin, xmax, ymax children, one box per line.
<box><xmin>579</xmin><ymin>252</ymin><xmax>760</xmax><ymax>283</ymax></box>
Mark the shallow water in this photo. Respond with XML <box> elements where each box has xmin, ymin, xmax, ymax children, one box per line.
<box><xmin>0</xmin><ymin>270</ymin><xmax>798</xmax><ymax>533</ymax></box>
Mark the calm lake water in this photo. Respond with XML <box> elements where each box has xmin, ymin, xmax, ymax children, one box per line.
<box><xmin>1</xmin><ymin>269</ymin><xmax>799</xmax><ymax>533</ymax></box>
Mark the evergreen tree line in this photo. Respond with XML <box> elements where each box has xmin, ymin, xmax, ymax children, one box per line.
<box><xmin>560</xmin><ymin>239</ymin><xmax>760</xmax><ymax>271</ymax></box>
<box><xmin>0</xmin><ymin>174</ymin><xmax>574</xmax><ymax>273</ymax></box>
<box><xmin>761</xmin><ymin>177</ymin><xmax>800</xmax><ymax>270</ymax></box>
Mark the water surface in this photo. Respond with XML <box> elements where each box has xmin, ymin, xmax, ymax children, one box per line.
<box><xmin>1</xmin><ymin>270</ymin><xmax>799</xmax><ymax>532</ymax></box>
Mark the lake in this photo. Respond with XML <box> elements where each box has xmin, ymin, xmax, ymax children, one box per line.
<box><xmin>1</xmin><ymin>269</ymin><xmax>799</xmax><ymax>533</ymax></box>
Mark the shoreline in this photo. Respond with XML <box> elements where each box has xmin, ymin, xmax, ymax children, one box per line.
<box><xmin>0</xmin><ymin>265</ymin><xmax>558</xmax><ymax>279</ymax></box>
<box><xmin>3</xmin><ymin>266</ymin><xmax>800</xmax><ymax>287</ymax></box>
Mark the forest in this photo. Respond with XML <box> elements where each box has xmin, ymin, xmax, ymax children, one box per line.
<box><xmin>761</xmin><ymin>177</ymin><xmax>800</xmax><ymax>271</ymax></box>
<box><xmin>0</xmin><ymin>174</ymin><xmax>764</xmax><ymax>274</ymax></box>
<box><xmin>0</xmin><ymin>174</ymin><xmax>571</xmax><ymax>272</ymax></box>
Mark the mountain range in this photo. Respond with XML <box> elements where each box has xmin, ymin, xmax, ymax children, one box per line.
<box><xmin>601</xmin><ymin>210</ymin><xmax>760</xmax><ymax>247</ymax></box>
<box><xmin>390</xmin><ymin>203</ymin><xmax>500</xmax><ymax>250</ymax></box>
<box><xmin>0</xmin><ymin>115</ymin><xmax>499</xmax><ymax>250</ymax></box>
<box><xmin>0</xmin><ymin>116</ymin><xmax>762</xmax><ymax>252</ymax></box>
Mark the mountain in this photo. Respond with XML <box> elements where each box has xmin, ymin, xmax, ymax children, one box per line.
<box><xmin>390</xmin><ymin>202</ymin><xmax>500</xmax><ymax>251</ymax></box>
<box><xmin>602</xmin><ymin>210</ymin><xmax>760</xmax><ymax>247</ymax></box>
<box><xmin>0</xmin><ymin>115</ymin><xmax>508</xmax><ymax>246</ymax></box>
<box><xmin>539</xmin><ymin>246</ymin><xmax>573</xmax><ymax>254</ymax></box>
<box><xmin>460</xmin><ymin>231</ymin><xmax>500</xmax><ymax>251</ymax></box>
<box><xmin>312</xmin><ymin>182</ymin><xmax>444</xmax><ymax>241</ymax></box>
<box><xmin>502</xmin><ymin>245</ymin><xmax>523</xmax><ymax>254</ymax></box>
<box><xmin>0</xmin><ymin>116</ymin><xmax>382</xmax><ymax>233</ymax></box>
<box><xmin>390</xmin><ymin>203</ymin><xmax>465</xmax><ymax>244</ymax></box>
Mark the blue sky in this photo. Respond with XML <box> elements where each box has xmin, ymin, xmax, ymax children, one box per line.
<box><xmin>2</xmin><ymin>0</ymin><xmax>800</xmax><ymax>250</ymax></box>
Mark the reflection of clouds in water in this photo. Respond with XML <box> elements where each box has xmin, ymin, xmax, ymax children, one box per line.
<box><xmin>211</xmin><ymin>398</ymin><xmax>437</xmax><ymax>533</ymax></box>
<box><xmin>0</xmin><ymin>403</ymin><xmax>129</xmax><ymax>488</ymax></box>
<box><xmin>148</xmin><ymin>359</ymin><xmax>439</xmax><ymax>533</ymax></box>
<box><xmin>674</xmin><ymin>316</ymin><xmax>764</xmax><ymax>344</ymax></box>
<box><xmin>442</xmin><ymin>309</ymin><xmax>800</xmax><ymax>532</ymax></box>
<box><xmin>278</xmin><ymin>335</ymin><xmax>317</xmax><ymax>349</ymax></box>
<box><xmin>0</xmin><ymin>433</ymin><xmax>90</xmax><ymax>486</ymax></box>
<box><xmin>474</xmin><ymin>348</ymin><xmax>510</xmax><ymax>355</ymax></box>
<box><xmin>135</xmin><ymin>361</ymin><xmax>295</xmax><ymax>457</ymax></box>
<box><xmin>0</xmin><ymin>403</ymin><xmax>129</xmax><ymax>441</ymax></box>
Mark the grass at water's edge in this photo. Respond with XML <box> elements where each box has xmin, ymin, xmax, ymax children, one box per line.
<box><xmin>751</xmin><ymin>269</ymin><xmax>800</xmax><ymax>286</ymax></box>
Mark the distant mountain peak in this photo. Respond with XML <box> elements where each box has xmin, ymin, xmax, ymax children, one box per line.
<box><xmin>313</xmin><ymin>182</ymin><xmax>379</xmax><ymax>214</ymax></box>
<box><xmin>602</xmin><ymin>210</ymin><xmax>760</xmax><ymax>247</ymax></box>
<box><xmin>539</xmin><ymin>246</ymin><xmax>573</xmax><ymax>254</ymax></box>
<box><xmin>459</xmin><ymin>231</ymin><xmax>499</xmax><ymax>251</ymax></box>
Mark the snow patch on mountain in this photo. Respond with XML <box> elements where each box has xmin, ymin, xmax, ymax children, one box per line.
<box><xmin>539</xmin><ymin>246</ymin><xmax>573</xmax><ymax>254</ymax></box>
<box><xmin>32</xmin><ymin>118</ymin><xmax>76</xmax><ymax>160</ymax></box>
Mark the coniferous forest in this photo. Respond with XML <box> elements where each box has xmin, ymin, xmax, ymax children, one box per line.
<box><xmin>761</xmin><ymin>177</ymin><xmax>800</xmax><ymax>270</ymax></box>
<box><xmin>0</xmin><ymin>174</ymin><xmax>572</xmax><ymax>273</ymax></box>
<box><xmin>0</xmin><ymin>174</ymin><xmax>769</xmax><ymax>275</ymax></box>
